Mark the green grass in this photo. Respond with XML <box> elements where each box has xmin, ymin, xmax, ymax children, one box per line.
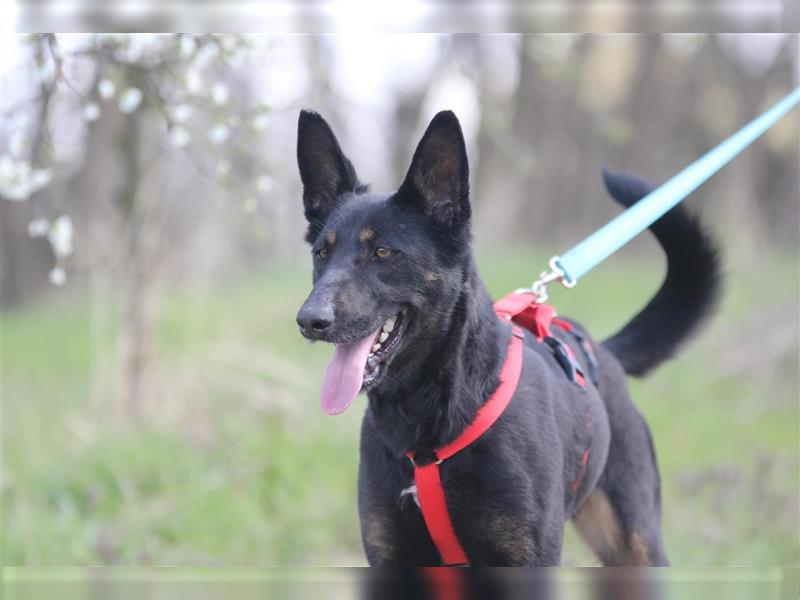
<box><xmin>2</xmin><ymin>249</ymin><xmax>798</xmax><ymax>566</ymax></box>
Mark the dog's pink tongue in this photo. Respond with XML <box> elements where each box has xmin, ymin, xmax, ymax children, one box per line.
<box><xmin>320</xmin><ymin>330</ymin><xmax>378</xmax><ymax>415</ymax></box>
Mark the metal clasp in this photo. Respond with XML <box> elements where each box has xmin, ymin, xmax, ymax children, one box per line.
<box><xmin>516</xmin><ymin>256</ymin><xmax>575</xmax><ymax>303</ymax></box>
<box><xmin>408</xmin><ymin>454</ymin><xmax>443</xmax><ymax>467</ymax></box>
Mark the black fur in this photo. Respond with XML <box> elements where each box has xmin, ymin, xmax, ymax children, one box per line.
<box><xmin>297</xmin><ymin>110</ymin><xmax>368</xmax><ymax>242</ymax></box>
<box><xmin>600</xmin><ymin>168</ymin><xmax>722</xmax><ymax>376</ymax></box>
<box><xmin>295</xmin><ymin>110</ymin><xmax>721</xmax><ymax>566</ymax></box>
<box><xmin>398</xmin><ymin>110</ymin><xmax>472</xmax><ymax>234</ymax></box>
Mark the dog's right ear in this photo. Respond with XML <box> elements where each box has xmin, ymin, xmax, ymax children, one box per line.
<box><xmin>297</xmin><ymin>110</ymin><xmax>361</xmax><ymax>242</ymax></box>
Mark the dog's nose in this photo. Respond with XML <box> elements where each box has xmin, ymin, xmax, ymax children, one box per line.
<box><xmin>297</xmin><ymin>316</ymin><xmax>332</xmax><ymax>334</ymax></box>
<box><xmin>296</xmin><ymin>304</ymin><xmax>334</xmax><ymax>337</ymax></box>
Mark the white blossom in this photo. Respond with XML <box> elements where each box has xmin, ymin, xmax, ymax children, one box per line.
<box><xmin>170</xmin><ymin>103</ymin><xmax>193</xmax><ymax>123</ymax></box>
<box><xmin>110</xmin><ymin>35</ymin><xmax>163</xmax><ymax>65</ymax></box>
<box><xmin>113</xmin><ymin>45</ymin><xmax>141</xmax><ymax>65</ymax></box>
<box><xmin>82</xmin><ymin>102</ymin><xmax>101</xmax><ymax>122</ymax></box>
<box><xmin>221</xmin><ymin>36</ymin><xmax>238</xmax><ymax>52</ymax></box>
<box><xmin>211</xmin><ymin>82</ymin><xmax>229</xmax><ymax>106</ymax></box>
<box><xmin>169</xmin><ymin>126</ymin><xmax>191</xmax><ymax>148</ymax></box>
<box><xmin>227</xmin><ymin>114</ymin><xmax>241</xmax><ymax>128</ymax></box>
<box><xmin>27</xmin><ymin>218</ymin><xmax>50</xmax><ymax>238</ymax></box>
<box><xmin>48</xmin><ymin>266</ymin><xmax>67</xmax><ymax>286</ymax></box>
<box><xmin>179</xmin><ymin>35</ymin><xmax>197</xmax><ymax>58</ymax></box>
<box><xmin>98</xmin><ymin>78</ymin><xmax>116</xmax><ymax>100</ymax></box>
<box><xmin>186</xmin><ymin>69</ymin><xmax>203</xmax><ymax>95</ymax></box>
<box><xmin>207</xmin><ymin>123</ymin><xmax>230</xmax><ymax>144</ymax></box>
<box><xmin>9</xmin><ymin>130</ymin><xmax>28</xmax><ymax>155</ymax></box>
<box><xmin>48</xmin><ymin>215</ymin><xmax>74</xmax><ymax>258</ymax></box>
<box><xmin>256</xmin><ymin>175</ymin><xmax>274</xmax><ymax>193</ymax></box>
<box><xmin>0</xmin><ymin>158</ymin><xmax>52</xmax><ymax>201</ymax></box>
<box><xmin>193</xmin><ymin>42</ymin><xmax>220</xmax><ymax>70</ymax></box>
<box><xmin>215</xmin><ymin>160</ymin><xmax>231</xmax><ymax>177</ymax></box>
<box><xmin>252</xmin><ymin>113</ymin><xmax>270</xmax><ymax>131</ymax></box>
<box><xmin>30</xmin><ymin>168</ymin><xmax>53</xmax><ymax>190</ymax></box>
<box><xmin>118</xmin><ymin>87</ymin><xmax>143</xmax><ymax>114</ymax></box>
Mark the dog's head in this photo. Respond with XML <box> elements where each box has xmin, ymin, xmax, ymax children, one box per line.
<box><xmin>295</xmin><ymin>110</ymin><xmax>473</xmax><ymax>415</ymax></box>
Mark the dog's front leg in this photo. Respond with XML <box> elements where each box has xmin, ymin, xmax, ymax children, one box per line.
<box><xmin>359</xmin><ymin>506</ymin><xmax>427</xmax><ymax>566</ymax></box>
<box><xmin>358</xmin><ymin>442</ymin><xmax>442</xmax><ymax>565</ymax></box>
<box><xmin>358</xmin><ymin>472</ymin><xmax>443</xmax><ymax>565</ymax></box>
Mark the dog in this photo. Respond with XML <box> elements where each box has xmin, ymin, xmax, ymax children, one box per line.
<box><xmin>295</xmin><ymin>109</ymin><xmax>720</xmax><ymax>566</ymax></box>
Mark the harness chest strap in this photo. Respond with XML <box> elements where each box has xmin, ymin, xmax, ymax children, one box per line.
<box><xmin>407</xmin><ymin>324</ymin><xmax>525</xmax><ymax>566</ymax></box>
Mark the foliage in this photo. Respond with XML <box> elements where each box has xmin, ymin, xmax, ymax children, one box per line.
<box><xmin>1</xmin><ymin>34</ymin><xmax>273</xmax><ymax>285</ymax></box>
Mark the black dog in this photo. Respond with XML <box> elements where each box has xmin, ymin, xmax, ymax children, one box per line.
<box><xmin>295</xmin><ymin>109</ymin><xmax>719</xmax><ymax>566</ymax></box>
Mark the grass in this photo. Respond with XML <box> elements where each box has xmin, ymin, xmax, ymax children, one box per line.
<box><xmin>2</xmin><ymin>248</ymin><xmax>798</xmax><ymax>566</ymax></box>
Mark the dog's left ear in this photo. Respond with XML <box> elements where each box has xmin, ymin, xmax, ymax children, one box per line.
<box><xmin>398</xmin><ymin>110</ymin><xmax>470</xmax><ymax>230</ymax></box>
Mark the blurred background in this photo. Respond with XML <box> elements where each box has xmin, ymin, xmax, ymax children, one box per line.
<box><xmin>1</xmin><ymin>33</ymin><xmax>798</xmax><ymax>566</ymax></box>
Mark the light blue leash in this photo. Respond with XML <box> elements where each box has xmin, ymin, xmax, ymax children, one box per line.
<box><xmin>530</xmin><ymin>86</ymin><xmax>800</xmax><ymax>300</ymax></box>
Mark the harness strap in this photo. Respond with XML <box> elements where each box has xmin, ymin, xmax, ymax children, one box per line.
<box><xmin>420</xmin><ymin>568</ymin><xmax>465</xmax><ymax>600</ymax></box>
<box><xmin>494</xmin><ymin>293</ymin><xmax>556</xmax><ymax>342</ymax></box>
<box><xmin>408</xmin><ymin>325</ymin><xmax>524</xmax><ymax>566</ymax></box>
<box><xmin>413</xmin><ymin>462</ymin><xmax>469</xmax><ymax>566</ymax></box>
<box><xmin>496</xmin><ymin>293</ymin><xmax>588</xmax><ymax>389</ymax></box>
<box><xmin>435</xmin><ymin>326</ymin><xmax>525</xmax><ymax>461</ymax></box>
<box><xmin>406</xmin><ymin>292</ymin><xmax>595</xmax><ymax>566</ymax></box>
<box><xmin>553</xmin><ymin>317</ymin><xmax>599</xmax><ymax>386</ymax></box>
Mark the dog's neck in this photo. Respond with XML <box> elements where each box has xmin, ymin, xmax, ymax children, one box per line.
<box><xmin>366</xmin><ymin>256</ymin><xmax>507</xmax><ymax>459</ymax></box>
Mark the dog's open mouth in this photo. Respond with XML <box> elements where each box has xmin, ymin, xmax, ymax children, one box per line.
<box><xmin>363</xmin><ymin>310</ymin><xmax>406</xmax><ymax>388</ymax></box>
<box><xmin>319</xmin><ymin>309</ymin><xmax>407</xmax><ymax>415</ymax></box>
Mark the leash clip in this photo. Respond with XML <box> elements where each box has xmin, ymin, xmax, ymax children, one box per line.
<box><xmin>517</xmin><ymin>256</ymin><xmax>575</xmax><ymax>303</ymax></box>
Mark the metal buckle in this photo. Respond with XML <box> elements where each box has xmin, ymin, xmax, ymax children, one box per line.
<box><xmin>408</xmin><ymin>454</ymin><xmax>443</xmax><ymax>467</ymax></box>
<box><xmin>517</xmin><ymin>256</ymin><xmax>575</xmax><ymax>303</ymax></box>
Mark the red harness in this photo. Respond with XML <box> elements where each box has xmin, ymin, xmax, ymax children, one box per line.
<box><xmin>406</xmin><ymin>292</ymin><xmax>590</xmax><ymax>566</ymax></box>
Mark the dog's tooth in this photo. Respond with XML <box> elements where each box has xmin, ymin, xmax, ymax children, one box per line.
<box><xmin>371</xmin><ymin>343</ymin><xmax>381</xmax><ymax>352</ymax></box>
<box><xmin>379</xmin><ymin>331</ymin><xmax>389</xmax><ymax>343</ymax></box>
<box><xmin>383</xmin><ymin>319</ymin><xmax>395</xmax><ymax>333</ymax></box>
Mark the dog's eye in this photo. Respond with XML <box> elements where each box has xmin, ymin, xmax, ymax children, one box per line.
<box><xmin>315</xmin><ymin>248</ymin><xmax>329</xmax><ymax>260</ymax></box>
<box><xmin>373</xmin><ymin>247</ymin><xmax>392</xmax><ymax>260</ymax></box>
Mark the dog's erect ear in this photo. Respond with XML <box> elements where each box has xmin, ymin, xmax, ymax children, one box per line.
<box><xmin>398</xmin><ymin>110</ymin><xmax>470</xmax><ymax>230</ymax></box>
<box><xmin>297</xmin><ymin>110</ymin><xmax>361</xmax><ymax>240</ymax></box>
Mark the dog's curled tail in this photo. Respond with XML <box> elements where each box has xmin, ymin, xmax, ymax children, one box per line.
<box><xmin>600</xmin><ymin>168</ymin><xmax>721</xmax><ymax>377</ymax></box>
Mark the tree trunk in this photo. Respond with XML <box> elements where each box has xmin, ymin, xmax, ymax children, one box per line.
<box><xmin>116</xmin><ymin>104</ymin><xmax>159</xmax><ymax>420</ymax></box>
